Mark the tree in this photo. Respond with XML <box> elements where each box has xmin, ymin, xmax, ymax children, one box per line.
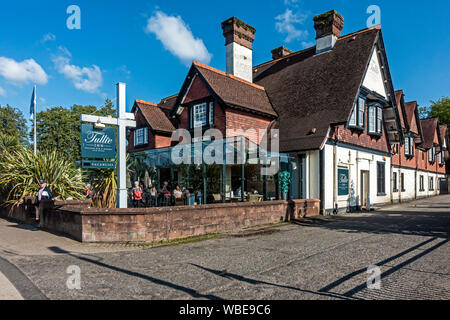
<box><xmin>428</xmin><ymin>97</ymin><xmax>450</xmax><ymax>128</ymax></box>
<box><xmin>34</xmin><ymin>99</ymin><xmax>116</xmax><ymax>162</ymax></box>
<box><xmin>0</xmin><ymin>105</ymin><xmax>27</xmax><ymax>145</ymax></box>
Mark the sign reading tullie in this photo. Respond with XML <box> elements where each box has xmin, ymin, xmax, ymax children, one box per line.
<box><xmin>81</xmin><ymin>124</ymin><xmax>116</xmax><ymax>160</ymax></box>
<box><xmin>338</xmin><ymin>167</ymin><xmax>349</xmax><ymax>196</ymax></box>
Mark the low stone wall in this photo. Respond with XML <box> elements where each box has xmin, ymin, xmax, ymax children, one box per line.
<box><xmin>0</xmin><ymin>198</ymin><xmax>320</xmax><ymax>243</ymax></box>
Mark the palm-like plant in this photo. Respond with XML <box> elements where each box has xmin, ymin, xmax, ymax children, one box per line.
<box><xmin>0</xmin><ymin>147</ymin><xmax>84</xmax><ymax>206</ymax></box>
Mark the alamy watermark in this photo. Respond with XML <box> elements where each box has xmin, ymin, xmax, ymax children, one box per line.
<box><xmin>66</xmin><ymin>265</ymin><xmax>81</xmax><ymax>290</ymax></box>
<box><xmin>67</xmin><ymin>5</ymin><xmax>81</xmax><ymax>30</ymax></box>
<box><xmin>366</xmin><ymin>265</ymin><xmax>381</xmax><ymax>290</ymax></box>
<box><xmin>367</xmin><ymin>5</ymin><xmax>381</xmax><ymax>28</ymax></box>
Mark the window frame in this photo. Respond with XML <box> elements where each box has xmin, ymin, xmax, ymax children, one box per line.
<box><xmin>133</xmin><ymin>127</ymin><xmax>148</xmax><ymax>148</ymax></box>
<box><xmin>404</xmin><ymin>135</ymin><xmax>414</xmax><ymax>157</ymax></box>
<box><xmin>419</xmin><ymin>175</ymin><xmax>424</xmax><ymax>192</ymax></box>
<box><xmin>393</xmin><ymin>171</ymin><xmax>398</xmax><ymax>193</ymax></box>
<box><xmin>348</xmin><ymin>95</ymin><xmax>366</xmax><ymax>130</ymax></box>
<box><xmin>368</xmin><ymin>103</ymin><xmax>383</xmax><ymax>136</ymax></box>
<box><xmin>377</xmin><ymin>161</ymin><xmax>386</xmax><ymax>196</ymax></box>
<box><xmin>189</xmin><ymin>100</ymin><xmax>215</xmax><ymax>130</ymax></box>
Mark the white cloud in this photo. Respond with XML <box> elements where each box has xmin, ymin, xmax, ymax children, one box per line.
<box><xmin>284</xmin><ymin>0</ymin><xmax>299</xmax><ymax>5</ymax></box>
<box><xmin>0</xmin><ymin>86</ymin><xmax>5</xmax><ymax>96</ymax></box>
<box><xmin>275</xmin><ymin>9</ymin><xmax>308</xmax><ymax>43</ymax></box>
<box><xmin>145</xmin><ymin>10</ymin><xmax>212</xmax><ymax>65</ymax></box>
<box><xmin>0</xmin><ymin>57</ymin><xmax>48</xmax><ymax>85</ymax></box>
<box><xmin>52</xmin><ymin>48</ymin><xmax>103</xmax><ymax>93</ymax></box>
<box><xmin>42</xmin><ymin>33</ymin><xmax>56</xmax><ymax>43</ymax></box>
<box><xmin>301</xmin><ymin>41</ymin><xmax>314</xmax><ymax>48</ymax></box>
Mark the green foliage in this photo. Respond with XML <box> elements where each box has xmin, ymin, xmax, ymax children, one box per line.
<box><xmin>0</xmin><ymin>147</ymin><xmax>84</xmax><ymax>206</ymax></box>
<box><xmin>34</xmin><ymin>99</ymin><xmax>115</xmax><ymax>162</ymax></box>
<box><xmin>0</xmin><ymin>105</ymin><xmax>27</xmax><ymax>145</ymax></box>
<box><xmin>428</xmin><ymin>97</ymin><xmax>450</xmax><ymax>128</ymax></box>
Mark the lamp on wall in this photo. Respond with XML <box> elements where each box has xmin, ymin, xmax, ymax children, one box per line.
<box><xmin>94</xmin><ymin>119</ymin><xmax>105</xmax><ymax>130</ymax></box>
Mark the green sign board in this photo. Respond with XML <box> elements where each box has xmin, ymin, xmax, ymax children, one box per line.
<box><xmin>81</xmin><ymin>124</ymin><xmax>115</xmax><ymax>159</ymax></box>
<box><xmin>82</xmin><ymin>160</ymin><xmax>115</xmax><ymax>169</ymax></box>
<box><xmin>338</xmin><ymin>168</ymin><xmax>349</xmax><ymax>196</ymax></box>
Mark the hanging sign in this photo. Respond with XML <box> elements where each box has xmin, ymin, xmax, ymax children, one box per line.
<box><xmin>81</xmin><ymin>124</ymin><xmax>115</xmax><ymax>159</ymax></box>
<box><xmin>338</xmin><ymin>167</ymin><xmax>349</xmax><ymax>196</ymax></box>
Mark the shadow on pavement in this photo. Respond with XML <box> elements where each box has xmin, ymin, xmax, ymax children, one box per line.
<box><xmin>48</xmin><ymin>246</ymin><xmax>223</xmax><ymax>300</ymax></box>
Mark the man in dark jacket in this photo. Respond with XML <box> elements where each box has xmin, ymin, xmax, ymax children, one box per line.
<box><xmin>34</xmin><ymin>179</ymin><xmax>52</xmax><ymax>227</ymax></box>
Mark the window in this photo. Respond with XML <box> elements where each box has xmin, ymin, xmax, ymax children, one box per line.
<box><xmin>419</xmin><ymin>175</ymin><xmax>424</xmax><ymax>191</ymax></box>
<box><xmin>190</xmin><ymin>101</ymin><xmax>214</xmax><ymax>129</ymax></box>
<box><xmin>368</xmin><ymin>104</ymin><xmax>383</xmax><ymax>135</ymax></box>
<box><xmin>348</xmin><ymin>96</ymin><xmax>366</xmax><ymax>129</ymax></box>
<box><xmin>377</xmin><ymin>162</ymin><xmax>386</xmax><ymax>195</ymax></box>
<box><xmin>393</xmin><ymin>172</ymin><xmax>398</xmax><ymax>192</ymax></box>
<box><xmin>438</xmin><ymin>151</ymin><xmax>444</xmax><ymax>165</ymax></box>
<box><xmin>428</xmin><ymin>146</ymin><xmax>436</xmax><ymax>163</ymax></box>
<box><xmin>133</xmin><ymin>127</ymin><xmax>148</xmax><ymax>147</ymax></box>
<box><xmin>405</xmin><ymin>136</ymin><xmax>414</xmax><ymax>157</ymax></box>
<box><xmin>401</xmin><ymin>173</ymin><xmax>405</xmax><ymax>192</ymax></box>
<box><xmin>429</xmin><ymin>177</ymin><xmax>434</xmax><ymax>191</ymax></box>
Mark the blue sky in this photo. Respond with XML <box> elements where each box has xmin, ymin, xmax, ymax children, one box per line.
<box><xmin>0</xmin><ymin>0</ymin><xmax>449</xmax><ymax>126</ymax></box>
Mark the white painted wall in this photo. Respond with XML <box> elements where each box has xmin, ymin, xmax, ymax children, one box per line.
<box><xmin>322</xmin><ymin>144</ymin><xmax>391</xmax><ymax>213</ymax></box>
<box><xmin>226</xmin><ymin>42</ymin><xmax>253</xmax><ymax>83</ymax></box>
<box><xmin>362</xmin><ymin>48</ymin><xmax>388</xmax><ymax>99</ymax></box>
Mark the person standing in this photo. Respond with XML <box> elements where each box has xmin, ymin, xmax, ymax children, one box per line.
<box><xmin>34</xmin><ymin>179</ymin><xmax>52</xmax><ymax>227</ymax></box>
<box><xmin>131</xmin><ymin>181</ymin><xmax>144</xmax><ymax>208</ymax></box>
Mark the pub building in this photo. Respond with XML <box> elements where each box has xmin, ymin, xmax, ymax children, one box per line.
<box><xmin>126</xmin><ymin>10</ymin><xmax>448</xmax><ymax>214</ymax></box>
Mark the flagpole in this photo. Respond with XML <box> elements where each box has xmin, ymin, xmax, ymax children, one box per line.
<box><xmin>33</xmin><ymin>85</ymin><xmax>37</xmax><ymax>155</ymax></box>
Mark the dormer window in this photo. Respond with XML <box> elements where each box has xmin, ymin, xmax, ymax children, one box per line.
<box><xmin>438</xmin><ymin>150</ymin><xmax>444</xmax><ymax>165</ymax></box>
<box><xmin>348</xmin><ymin>96</ymin><xmax>366</xmax><ymax>129</ymax></box>
<box><xmin>190</xmin><ymin>101</ymin><xmax>214</xmax><ymax>129</ymax></box>
<box><xmin>428</xmin><ymin>146</ymin><xmax>436</xmax><ymax>163</ymax></box>
<box><xmin>404</xmin><ymin>135</ymin><xmax>414</xmax><ymax>157</ymax></box>
<box><xmin>368</xmin><ymin>103</ymin><xmax>383</xmax><ymax>135</ymax></box>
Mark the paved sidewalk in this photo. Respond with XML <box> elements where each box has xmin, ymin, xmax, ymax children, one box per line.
<box><xmin>0</xmin><ymin>195</ymin><xmax>449</xmax><ymax>300</ymax></box>
<box><xmin>0</xmin><ymin>271</ymin><xmax>23</xmax><ymax>300</ymax></box>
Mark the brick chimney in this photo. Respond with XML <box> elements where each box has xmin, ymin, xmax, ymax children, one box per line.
<box><xmin>271</xmin><ymin>46</ymin><xmax>293</xmax><ymax>60</ymax></box>
<box><xmin>313</xmin><ymin>10</ymin><xmax>344</xmax><ymax>54</ymax></box>
<box><xmin>221</xmin><ymin>17</ymin><xmax>256</xmax><ymax>82</ymax></box>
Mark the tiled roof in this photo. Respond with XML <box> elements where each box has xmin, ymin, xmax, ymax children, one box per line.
<box><xmin>134</xmin><ymin>99</ymin><xmax>175</xmax><ymax>133</ymax></box>
<box><xmin>253</xmin><ymin>27</ymin><xmax>380</xmax><ymax>151</ymax></box>
<box><xmin>420</xmin><ymin>118</ymin><xmax>439</xmax><ymax>150</ymax></box>
<box><xmin>193</xmin><ymin>61</ymin><xmax>277</xmax><ymax>117</ymax></box>
<box><xmin>394</xmin><ymin>90</ymin><xmax>406</xmax><ymax>130</ymax></box>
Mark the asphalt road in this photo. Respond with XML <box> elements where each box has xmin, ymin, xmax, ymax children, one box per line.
<box><xmin>0</xmin><ymin>195</ymin><xmax>449</xmax><ymax>300</ymax></box>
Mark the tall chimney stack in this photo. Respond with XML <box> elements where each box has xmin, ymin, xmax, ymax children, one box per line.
<box><xmin>221</xmin><ymin>17</ymin><xmax>256</xmax><ymax>83</ymax></box>
<box><xmin>313</xmin><ymin>10</ymin><xmax>344</xmax><ymax>54</ymax></box>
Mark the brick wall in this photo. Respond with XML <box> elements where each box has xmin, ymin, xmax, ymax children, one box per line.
<box><xmin>1</xmin><ymin>199</ymin><xmax>320</xmax><ymax>243</ymax></box>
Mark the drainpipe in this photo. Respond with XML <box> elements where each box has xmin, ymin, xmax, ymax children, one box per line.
<box><xmin>333</xmin><ymin>141</ymin><xmax>338</xmax><ymax>214</ymax></box>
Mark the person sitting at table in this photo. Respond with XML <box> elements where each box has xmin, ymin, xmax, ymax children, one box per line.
<box><xmin>173</xmin><ymin>185</ymin><xmax>183</xmax><ymax>199</ymax></box>
<box><xmin>250</xmin><ymin>186</ymin><xmax>259</xmax><ymax>194</ymax></box>
<box><xmin>149</xmin><ymin>185</ymin><xmax>157</xmax><ymax>206</ymax></box>
<box><xmin>234</xmin><ymin>186</ymin><xmax>241</xmax><ymax>198</ymax></box>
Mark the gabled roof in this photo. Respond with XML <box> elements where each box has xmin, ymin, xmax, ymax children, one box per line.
<box><xmin>420</xmin><ymin>118</ymin><xmax>440</xmax><ymax>150</ymax></box>
<box><xmin>133</xmin><ymin>99</ymin><xmax>175</xmax><ymax>133</ymax></box>
<box><xmin>439</xmin><ymin>125</ymin><xmax>449</xmax><ymax>154</ymax></box>
<box><xmin>253</xmin><ymin>27</ymin><xmax>396</xmax><ymax>151</ymax></box>
<box><xmin>176</xmin><ymin>61</ymin><xmax>277</xmax><ymax>117</ymax></box>
<box><xmin>394</xmin><ymin>90</ymin><xmax>407</xmax><ymax>130</ymax></box>
<box><xmin>158</xmin><ymin>94</ymin><xmax>178</xmax><ymax>114</ymax></box>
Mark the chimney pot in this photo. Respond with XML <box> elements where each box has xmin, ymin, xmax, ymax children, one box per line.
<box><xmin>221</xmin><ymin>17</ymin><xmax>256</xmax><ymax>83</ymax></box>
<box><xmin>271</xmin><ymin>46</ymin><xmax>293</xmax><ymax>60</ymax></box>
<box><xmin>313</xmin><ymin>10</ymin><xmax>344</xmax><ymax>54</ymax></box>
